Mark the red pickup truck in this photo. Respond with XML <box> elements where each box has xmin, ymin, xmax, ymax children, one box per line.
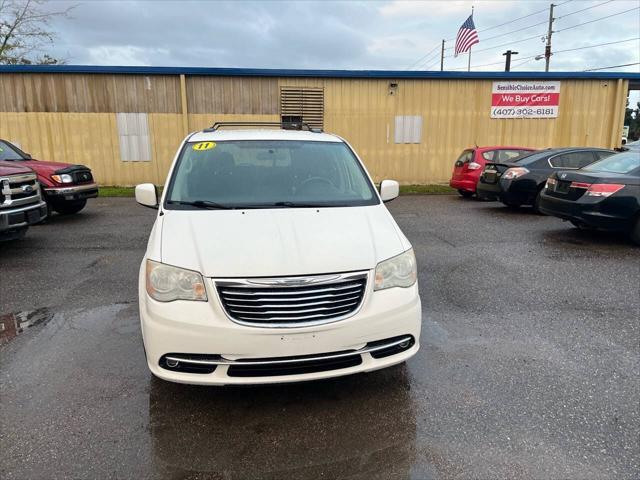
<box><xmin>0</xmin><ymin>160</ymin><xmax>47</xmax><ymax>240</ymax></box>
<box><xmin>0</xmin><ymin>139</ymin><xmax>98</xmax><ymax>215</ymax></box>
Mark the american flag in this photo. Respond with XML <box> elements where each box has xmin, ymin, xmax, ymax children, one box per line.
<box><xmin>454</xmin><ymin>15</ymin><xmax>479</xmax><ymax>57</ymax></box>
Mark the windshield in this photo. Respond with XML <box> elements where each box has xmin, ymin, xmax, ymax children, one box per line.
<box><xmin>0</xmin><ymin>141</ymin><xmax>26</xmax><ymax>161</ymax></box>
<box><xmin>582</xmin><ymin>151</ymin><xmax>640</xmax><ymax>174</ymax></box>
<box><xmin>165</xmin><ymin>140</ymin><xmax>379</xmax><ymax>209</ymax></box>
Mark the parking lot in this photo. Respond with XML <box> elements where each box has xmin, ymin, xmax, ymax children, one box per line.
<box><xmin>1</xmin><ymin>194</ymin><xmax>638</xmax><ymax>479</ymax></box>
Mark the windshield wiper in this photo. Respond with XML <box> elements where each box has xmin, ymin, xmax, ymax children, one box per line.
<box><xmin>167</xmin><ymin>200</ymin><xmax>233</xmax><ymax>210</ymax></box>
<box><xmin>271</xmin><ymin>201</ymin><xmax>333</xmax><ymax>208</ymax></box>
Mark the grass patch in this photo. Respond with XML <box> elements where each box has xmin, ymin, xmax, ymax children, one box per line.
<box><xmin>400</xmin><ymin>184</ymin><xmax>455</xmax><ymax>195</ymax></box>
<box><xmin>99</xmin><ymin>186</ymin><xmax>163</xmax><ymax>197</ymax></box>
<box><xmin>98</xmin><ymin>186</ymin><xmax>136</xmax><ymax>197</ymax></box>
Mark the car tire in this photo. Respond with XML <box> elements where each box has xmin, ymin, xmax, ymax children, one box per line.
<box><xmin>458</xmin><ymin>189</ymin><xmax>474</xmax><ymax>199</ymax></box>
<box><xmin>631</xmin><ymin>216</ymin><xmax>640</xmax><ymax>245</ymax></box>
<box><xmin>53</xmin><ymin>199</ymin><xmax>87</xmax><ymax>215</ymax></box>
<box><xmin>503</xmin><ymin>200</ymin><xmax>521</xmax><ymax>209</ymax></box>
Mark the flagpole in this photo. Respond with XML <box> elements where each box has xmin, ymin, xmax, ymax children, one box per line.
<box><xmin>468</xmin><ymin>5</ymin><xmax>474</xmax><ymax>72</ymax></box>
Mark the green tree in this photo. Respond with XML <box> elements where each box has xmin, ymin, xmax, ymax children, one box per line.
<box><xmin>624</xmin><ymin>100</ymin><xmax>640</xmax><ymax>141</ymax></box>
<box><xmin>0</xmin><ymin>0</ymin><xmax>72</xmax><ymax>65</ymax></box>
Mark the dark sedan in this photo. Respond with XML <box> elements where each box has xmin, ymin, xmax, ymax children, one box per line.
<box><xmin>477</xmin><ymin>147</ymin><xmax>615</xmax><ymax>211</ymax></box>
<box><xmin>539</xmin><ymin>150</ymin><xmax>640</xmax><ymax>244</ymax></box>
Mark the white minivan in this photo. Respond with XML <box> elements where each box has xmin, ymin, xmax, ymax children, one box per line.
<box><xmin>136</xmin><ymin>123</ymin><xmax>421</xmax><ymax>385</ymax></box>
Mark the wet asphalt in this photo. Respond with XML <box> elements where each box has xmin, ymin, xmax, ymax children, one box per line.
<box><xmin>1</xmin><ymin>195</ymin><xmax>638</xmax><ymax>479</ymax></box>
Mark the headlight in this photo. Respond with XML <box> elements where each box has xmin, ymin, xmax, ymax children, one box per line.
<box><xmin>374</xmin><ymin>249</ymin><xmax>417</xmax><ymax>291</ymax></box>
<box><xmin>145</xmin><ymin>260</ymin><xmax>207</xmax><ymax>302</ymax></box>
<box><xmin>51</xmin><ymin>174</ymin><xmax>73</xmax><ymax>184</ymax></box>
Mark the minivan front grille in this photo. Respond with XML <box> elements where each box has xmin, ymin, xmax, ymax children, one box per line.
<box><xmin>216</xmin><ymin>272</ymin><xmax>368</xmax><ymax>327</ymax></box>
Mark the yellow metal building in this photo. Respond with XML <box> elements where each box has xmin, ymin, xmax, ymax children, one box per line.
<box><xmin>0</xmin><ymin>66</ymin><xmax>637</xmax><ymax>186</ymax></box>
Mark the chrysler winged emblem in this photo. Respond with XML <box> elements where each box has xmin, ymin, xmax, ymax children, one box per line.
<box><xmin>248</xmin><ymin>275</ymin><xmax>341</xmax><ymax>286</ymax></box>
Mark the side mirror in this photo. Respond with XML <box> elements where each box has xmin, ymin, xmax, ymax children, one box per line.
<box><xmin>135</xmin><ymin>183</ymin><xmax>159</xmax><ymax>209</ymax></box>
<box><xmin>24</xmin><ymin>153</ymin><xmax>32</xmax><ymax>160</ymax></box>
<box><xmin>380</xmin><ymin>179</ymin><xmax>400</xmax><ymax>203</ymax></box>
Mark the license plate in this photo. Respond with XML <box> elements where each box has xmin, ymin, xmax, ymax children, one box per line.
<box><xmin>556</xmin><ymin>181</ymin><xmax>570</xmax><ymax>193</ymax></box>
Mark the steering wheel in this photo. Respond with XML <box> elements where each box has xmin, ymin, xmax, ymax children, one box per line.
<box><xmin>297</xmin><ymin>176</ymin><xmax>334</xmax><ymax>191</ymax></box>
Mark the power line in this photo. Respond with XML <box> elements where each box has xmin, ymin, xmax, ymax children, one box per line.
<box><xmin>448</xmin><ymin>53</ymin><xmax>540</xmax><ymax>71</ymax></box>
<box><xmin>445</xmin><ymin>33</ymin><xmax>544</xmax><ymax>58</ymax></box>
<box><xmin>555</xmin><ymin>6</ymin><xmax>640</xmax><ymax>33</ymax></box>
<box><xmin>445</xmin><ymin>5</ymin><xmax>549</xmax><ymax>41</ymax></box>
<box><xmin>553</xmin><ymin>37</ymin><xmax>640</xmax><ymax>55</ymax></box>
<box><xmin>412</xmin><ymin>50</ymin><xmax>441</xmax><ymax>70</ymax></box>
<box><xmin>583</xmin><ymin>62</ymin><xmax>640</xmax><ymax>71</ymax></box>
<box><xmin>480</xmin><ymin>19</ymin><xmax>548</xmax><ymax>44</ymax></box>
<box><xmin>556</xmin><ymin>0</ymin><xmax>614</xmax><ymax>20</ymax></box>
<box><xmin>446</xmin><ymin>37</ymin><xmax>639</xmax><ymax>72</ymax></box>
<box><xmin>405</xmin><ymin>44</ymin><xmax>440</xmax><ymax>70</ymax></box>
<box><xmin>511</xmin><ymin>57</ymin><xmax>537</xmax><ymax>70</ymax></box>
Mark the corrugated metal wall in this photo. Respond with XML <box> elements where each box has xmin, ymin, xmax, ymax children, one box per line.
<box><xmin>0</xmin><ymin>73</ymin><xmax>628</xmax><ymax>186</ymax></box>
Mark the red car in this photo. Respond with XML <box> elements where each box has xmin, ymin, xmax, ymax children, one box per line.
<box><xmin>0</xmin><ymin>139</ymin><xmax>98</xmax><ymax>215</ymax></box>
<box><xmin>450</xmin><ymin>146</ymin><xmax>535</xmax><ymax>198</ymax></box>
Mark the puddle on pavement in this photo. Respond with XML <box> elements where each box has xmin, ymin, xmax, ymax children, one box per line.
<box><xmin>0</xmin><ymin>308</ymin><xmax>54</xmax><ymax>345</ymax></box>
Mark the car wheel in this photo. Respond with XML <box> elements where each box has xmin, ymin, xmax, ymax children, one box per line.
<box><xmin>53</xmin><ymin>199</ymin><xmax>87</xmax><ymax>215</ymax></box>
<box><xmin>631</xmin><ymin>216</ymin><xmax>640</xmax><ymax>245</ymax></box>
<box><xmin>458</xmin><ymin>189</ymin><xmax>474</xmax><ymax>198</ymax></box>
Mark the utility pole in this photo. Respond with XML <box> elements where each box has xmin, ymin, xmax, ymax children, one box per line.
<box><xmin>545</xmin><ymin>3</ymin><xmax>555</xmax><ymax>72</ymax></box>
<box><xmin>440</xmin><ymin>39</ymin><xmax>445</xmax><ymax>71</ymax></box>
<box><xmin>502</xmin><ymin>50</ymin><xmax>519</xmax><ymax>71</ymax></box>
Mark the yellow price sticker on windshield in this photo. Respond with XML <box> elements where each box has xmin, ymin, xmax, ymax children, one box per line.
<box><xmin>192</xmin><ymin>141</ymin><xmax>216</xmax><ymax>151</ymax></box>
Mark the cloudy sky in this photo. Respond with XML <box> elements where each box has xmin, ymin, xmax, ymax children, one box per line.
<box><xmin>44</xmin><ymin>0</ymin><xmax>639</xmax><ymax>74</ymax></box>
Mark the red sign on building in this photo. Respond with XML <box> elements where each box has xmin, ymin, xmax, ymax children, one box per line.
<box><xmin>491</xmin><ymin>81</ymin><xmax>561</xmax><ymax>118</ymax></box>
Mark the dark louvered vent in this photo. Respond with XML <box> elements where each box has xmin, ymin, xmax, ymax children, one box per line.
<box><xmin>280</xmin><ymin>86</ymin><xmax>324</xmax><ymax>129</ymax></box>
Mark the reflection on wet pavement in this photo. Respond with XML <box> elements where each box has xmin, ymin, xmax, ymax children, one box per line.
<box><xmin>0</xmin><ymin>308</ymin><xmax>54</xmax><ymax>345</ymax></box>
<box><xmin>149</xmin><ymin>367</ymin><xmax>418</xmax><ymax>479</ymax></box>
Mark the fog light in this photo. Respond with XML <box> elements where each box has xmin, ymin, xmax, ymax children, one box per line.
<box><xmin>166</xmin><ymin>359</ymin><xmax>179</xmax><ymax>368</ymax></box>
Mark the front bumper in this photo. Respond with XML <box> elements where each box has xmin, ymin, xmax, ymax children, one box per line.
<box><xmin>0</xmin><ymin>200</ymin><xmax>47</xmax><ymax>234</ymax></box>
<box><xmin>44</xmin><ymin>183</ymin><xmax>99</xmax><ymax>201</ymax></box>
<box><xmin>539</xmin><ymin>191</ymin><xmax>633</xmax><ymax>231</ymax></box>
<box><xmin>139</xmin><ymin>266</ymin><xmax>422</xmax><ymax>385</ymax></box>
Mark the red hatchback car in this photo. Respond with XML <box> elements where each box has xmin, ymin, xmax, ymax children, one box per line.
<box><xmin>450</xmin><ymin>146</ymin><xmax>535</xmax><ymax>198</ymax></box>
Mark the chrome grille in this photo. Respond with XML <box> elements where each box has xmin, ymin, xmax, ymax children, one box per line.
<box><xmin>1</xmin><ymin>173</ymin><xmax>40</xmax><ymax>208</ymax></box>
<box><xmin>216</xmin><ymin>272</ymin><xmax>368</xmax><ymax>327</ymax></box>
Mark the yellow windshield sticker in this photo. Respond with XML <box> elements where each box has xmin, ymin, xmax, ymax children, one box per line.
<box><xmin>192</xmin><ymin>141</ymin><xmax>216</xmax><ymax>151</ymax></box>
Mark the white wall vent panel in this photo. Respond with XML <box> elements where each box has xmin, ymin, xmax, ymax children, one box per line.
<box><xmin>116</xmin><ymin>112</ymin><xmax>151</xmax><ymax>161</ymax></box>
<box><xmin>394</xmin><ymin>115</ymin><xmax>423</xmax><ymax>144</ymax></box>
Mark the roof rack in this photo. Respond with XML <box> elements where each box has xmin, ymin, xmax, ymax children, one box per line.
<box><xmin>203</xmin><ymin>121</ymin><xmax>323</xmax><ymax>133</ymax></box>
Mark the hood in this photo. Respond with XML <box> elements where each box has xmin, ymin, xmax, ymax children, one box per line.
<box><xmin>0</xmin><ymin>160</ymin><xmax>34</xmax><ymax>176</ymax></box>
<box><xmin>18</xmin><ymin>159</ymin><xmax>79</xmax><ymax>175</ymax></box>
<box><xmin>160</xmin><ymin>205</ymin><xmax>405</xmax><ymax>278</ymax></box>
